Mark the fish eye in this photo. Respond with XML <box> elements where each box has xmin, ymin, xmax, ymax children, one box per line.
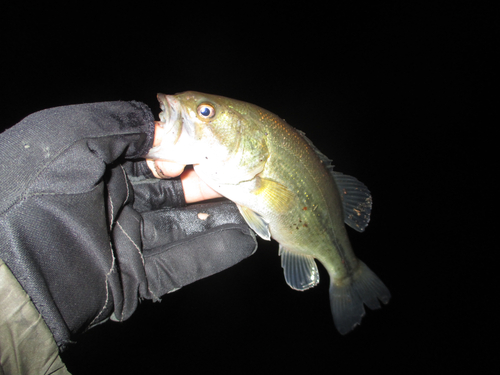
<box><xmin>197</xmin><ymin>103</ymin><xmax>216</xmax><ymax>120</ymax></box>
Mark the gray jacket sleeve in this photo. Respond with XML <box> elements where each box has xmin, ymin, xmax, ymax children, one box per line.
<box><xmin>0</xmin><ymin>258</ymin><xmax>71</xmax><ymax>374</ymax></box>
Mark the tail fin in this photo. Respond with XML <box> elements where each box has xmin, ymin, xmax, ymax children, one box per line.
<box><xmin>329</xmin><ymin>261</ymin><xmax>390</xmax><ymax>335</ymax></box>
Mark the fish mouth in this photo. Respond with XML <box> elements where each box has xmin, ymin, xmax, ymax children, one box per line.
<box><xmin>147</xmin><ymin>93</ymin><xmax>200</xmax><ymax>164</ymax></box>
<box><xmin>157</xmin><ymin>93</ymin><xmax>179</xmax><ymax>127</ymax></box>
<box><xmin>155</xmin><ymin>93</ymin><xmax>187</xmax><ymax>147</ymax></box>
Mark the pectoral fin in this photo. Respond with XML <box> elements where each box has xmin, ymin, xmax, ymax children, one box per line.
<box><xmin>279</xmin><ymin>245</ymin><xmax>320</xmax><ymax>290</ymax></box>
<box><xmin>237</xmin><ymin>204</ymin><xmax>271</xmax><ymax>240</ymax></box>
<box><xmin>235</xmin><ymin>178</ymin><xmax>294</xmax><ymax>241</ymax></box>
<box><xmin>253</xmin><ymin>177</ymin><xmax>296</xmax><ymax>213</ymax></box>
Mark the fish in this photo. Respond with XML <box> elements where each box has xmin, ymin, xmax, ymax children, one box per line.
<box><xmin>147</xmin><ymin>91</ymin><xmax>391</xmax><ymax>334</ymax></box>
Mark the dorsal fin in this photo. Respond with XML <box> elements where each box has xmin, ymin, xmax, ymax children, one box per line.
<box><xmin>296</xmin><ymin>129</ymin><xmax>333</xmax><ymax>167</ymax></box>
<box><xmin>332</xmin><ymin>172</ymin><xmax>372</xmax><ymax>232</ymax></box>
<box><xmin>296</xmin><ymin>128</ymin><xmax>372</xmax><ymax>232</ymax></box>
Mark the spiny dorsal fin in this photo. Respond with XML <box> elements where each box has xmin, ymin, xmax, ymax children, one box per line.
<box><xmin>296</xmin><ymin>129</ymin><xmax>333</xmax><ymax>167</ymax></box>
<box><xmin>279</xmin><ymin>245</ymin><xmax>320</xmax><ymax>291</ymax></box>
<box><xmin>296</xmin><ymin>128</ymin><xmax>372</xmax><ymax>232</ymax></box>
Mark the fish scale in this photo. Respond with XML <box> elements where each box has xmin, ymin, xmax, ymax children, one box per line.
<box><xmin>147</xmin><ymin>91</ymin><xmax>390</xmax><ymax>334</ymax></box>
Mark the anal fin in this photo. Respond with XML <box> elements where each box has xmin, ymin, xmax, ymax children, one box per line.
<box><xmin>279</xmin><ymin>245</ymin><xmax>320</xmax><ymax>291</ymax></box>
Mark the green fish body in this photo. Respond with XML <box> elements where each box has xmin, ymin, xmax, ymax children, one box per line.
<box><xmin>147</xmin><ymin>91</ymin><xmax>390</xmax><ymax>334</ymax></box>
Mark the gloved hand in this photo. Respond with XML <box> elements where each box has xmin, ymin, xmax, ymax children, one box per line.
<box><xmin>0</xmin><ymin>101</ymin><xmax>257</xmax><ymax>350</ymax></box>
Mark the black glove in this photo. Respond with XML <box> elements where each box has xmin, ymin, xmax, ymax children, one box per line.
<box><xmin>0</xmin><ymin>101</ymin><xmax>257</xmax><ymax>350</ymax></box>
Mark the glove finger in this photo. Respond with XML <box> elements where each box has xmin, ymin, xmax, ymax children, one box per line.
<box><xmin>122</xmin><ymin>160</ymin><xmax>186</xmax><ymax>211</ymax></box>
<box><xmin>140</xmin><ymin>200</ymin><xmax>257</xmax><ymax>297</ymax></box>
<box><xmin>144</xmin><ymin>221</ymin><xmax>257</xmax><ymax>297</ymax></box>
<box><xmin>133</xmin><ymin>177</ymin><xmax>186</xmax><ymax>212</ymax></box>
<box><xmin>122</xmin><ymin>160</ymin><xmax>153</xmax><ymax>180</ymax></box>
<box><xmin>141</xmin><ymin>200</ymin><xmax>247</xmax><ymax>248</ymax></box>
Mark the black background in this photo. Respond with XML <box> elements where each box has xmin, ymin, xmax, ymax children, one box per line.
<box><xmin>1</xmin><ymin>2</ymin><xmax>495</xmax><ymax>374</ymax></box>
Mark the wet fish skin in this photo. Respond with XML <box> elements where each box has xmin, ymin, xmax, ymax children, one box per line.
<box><xmin>147</xmin><ymin>91</ymin><xmax>390</xmax><ymax>334</ymax></box>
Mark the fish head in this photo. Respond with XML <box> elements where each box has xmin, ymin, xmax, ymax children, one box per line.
<box><xmin>148</xmin><ymin>91</ymin><xmax>269</xmax><ymax>183</ymax></box>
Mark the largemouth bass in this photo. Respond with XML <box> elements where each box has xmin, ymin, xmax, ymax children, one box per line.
<box><xmin>147</xmin><ymin>91</ymin><xmax>390</xmax><ymax>334</ymax></box>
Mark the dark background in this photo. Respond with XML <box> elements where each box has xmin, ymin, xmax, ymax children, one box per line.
<box><xmin>1</xmin><ymin>2</ymin><xmax>495</xmax><ymax>374</ymax></box>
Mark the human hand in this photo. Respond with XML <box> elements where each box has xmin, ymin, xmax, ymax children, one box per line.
<box><xmin>0</xmin><ymin>101</ymin><xmax>256</xmax><ymax>352</ymax></box>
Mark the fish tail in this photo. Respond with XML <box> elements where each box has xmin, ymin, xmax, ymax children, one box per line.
<box><xmin>329</xmin><ymin>260</ymin><xmax>390</xmax><ymax>334</ymax></box>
